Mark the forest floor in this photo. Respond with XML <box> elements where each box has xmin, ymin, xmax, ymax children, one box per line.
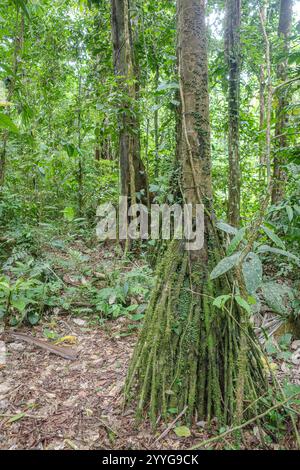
<box><xmin>1</xmin><ymin>317</ymin><xmax>214</xmax><ymax>450</ymax></box>
<box><xmin>0</xmin><ymin>237</ymin><xmax>299</xmax><ymax>450</ymax></box>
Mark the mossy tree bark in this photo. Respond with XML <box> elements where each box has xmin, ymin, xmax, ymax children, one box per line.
<box><xmin>259</xmin><ymin>5</ymin><xmax>266</xmax><ymax>180</ymax></box>
<box><xmin>0</xmin><ymin>8</ymin><xmax>24</xmax><ymax>189</ymax></box>
<box><xmin>111</xmin><ymin>0</ymin><xmax>148</xmax><ymax>205</ymax></box>
<box><xmin>225</xmin><ymin>0</ymin><xmax>241</xmax><ymax>227</ymax></box>
<box><xmin>272</xmin><ymin>0</ymin><xmax>293</xmax><ymax>204</ymax></box>
<box><xmin>125</xmin><ymin>0</ymin><xmax>266</xmax><ymax>426</ymax></box>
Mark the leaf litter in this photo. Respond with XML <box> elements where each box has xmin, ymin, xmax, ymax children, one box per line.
<box><xmin>0</xmin><ymin>242</ymin><xmax>299</xmax><ymax>450</ymax></box>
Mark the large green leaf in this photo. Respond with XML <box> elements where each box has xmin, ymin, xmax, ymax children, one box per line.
<box><xmin>262</xmin><ymin>225</ymin><xmax>285</xmax><ymax>249</ymax></box>
<box><xmin>213</xmin><ymin>294</ymin><xmax>231</xmax><ymax>309</ymax></box>
<box><xmin>257</xmin><ymin>245</ymin><xmax>299</xmax><ymax>264</ymax></box>
<box><xmin>210</xmin><ymin>252</ymin><xmax>241</xmax><ymax>280</ymax></box>
<box><xmin>27</xmin><ymin>311</ymin><xmax>40</xmax><ymax>325</ymax></box>
<box><xmin>0</xmin><ymin>113</ymin><xmax>19</xmax><ymax>133</ymax></box>
<box><xmin>261</xmin><ymin>282</ymin><xmax>295</xmax><ymax>316</ymax></box>
<box><xmin>242</xmin><ymin>252</ymin><xmax>263</xmax><ymax>295</ymax></box>
<box><xmin>235</xmin><ymin>295</ymin><xmax>252</xmax><ymax>315</ymax></box>
<box><xmin>63</xmin><ymin>206</ymin><xmax>75</xmax><ymax>222</ymax></box>
<box><xmin>286</xmin><ymin>205</ymin><xmax>294</xmax><ymax>222</ymax></box>
<box><xmin>174</xmin><ymin>426</ymin><xmax>191</xmax><ymax>438</ymax></box>
<box><xmin>11</xmin><ymin>297</ymin><xmax>27</xmax><ymax>313</ymax></box>
<box><xmin>227</xmin><ymin>227</ymin><xmax>246</xmax><ymax>256</ymax></box>
<box><xmin>216</xmin><ymin>221</ymin><xmax>238</xmax><ymax>235</ymax></box>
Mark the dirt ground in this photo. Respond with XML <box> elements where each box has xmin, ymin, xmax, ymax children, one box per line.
<box><xmin>1</xmin><ymin>315</ymin><xmax>300</xmax><ymax>450</ymax></box>
<box><xmin>0</xmin><ymin>317</ymin><xmax>207</xmax><ymax>450</ymax></box>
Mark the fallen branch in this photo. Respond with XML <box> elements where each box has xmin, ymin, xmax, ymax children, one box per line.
<box><xmin>0</xmin><ymin>413</ymin><xmax>46</xmax><ymax>420</ymax></box>
<box><xmin>154</xmin><ymin>406</ymin><xmax>188</xmax><ymax>444</ymax></box>
<box><xmin>9</xmin><ymin>332</ymin><xmax>78</xmax><ymax>361</ymax></box>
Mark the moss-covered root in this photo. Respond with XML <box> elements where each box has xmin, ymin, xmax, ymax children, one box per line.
<box><xmin>124</xmin><ymin>240</ymin><xmax>267</xmax><ymax>426</ymax></box>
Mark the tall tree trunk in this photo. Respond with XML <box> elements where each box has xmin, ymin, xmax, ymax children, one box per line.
<box><xmin>259</xmin><ymin>6</ymin><xmax>266</xmax><ymax>180</ymax></box>
<box><xmin>272</xmin><ymin>0</ymin><xmax>293</xmax><ymax>204</ymax></box>
<box><xmin>125</xmin><ymin>0</ymin><xmax>266</xmax><ymax>425</ymax></box>
<box><xmin>225</xmin><ymin>0</ymin><xmax>241</xmax><ymax>227</ymax></box>
<box><xmin>259</xmin><ymin>65</ymin><xmax>266</xmax><ymax>177</ymax></box>
<box><xmin>0</xmin><ymin>8</ymin><xmax>24</xmax><ymax>189</ymax></box>
<box><xmin>77</xmin><ymin>73</ymin><xmax>83</xmax><ymax>216</ymax></box>
<box><xmin>154</xmin><ymin>63</ymin><xmax>159</xmax><ymax>178</ymax></box>
<box><xmin>111</xmin><ymin>0</ymin><xmax>148</xmax><ymax>204</ymax></box>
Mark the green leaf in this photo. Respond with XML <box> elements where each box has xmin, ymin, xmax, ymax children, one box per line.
<box><xmin>235</xmin><ymin>295</ymin><xmax>252</xmax><ymax>314</ymax></box>
<box><xmin>130</xmin><ymin>312</ymin><xmax>145</xmax><ymax>321</ymax></box>
<box><xmin>226</xmin><ymin>227</ymin><xmax>246</xmax><ymax>256</ymax></box>
<box><xmin>265</xmin><ymin>339</ymin><xmax>278</xmax><ymax>355</ymax></box>
<box><xmin>257</xmin><ymin>245</ymin><xmax>299</xmax><ymax>264</ymax></box>
<box><xmin>261</xmin><ymin>281</ymin><xmax>294</xmax><ymax>316</ymax></box>
<box><xmin>136</xmin><ymin>303</ymin><xmax>148</xmax><ymax>314</ymax></box>
<box><xmin>126</xmin><ymin>305</ymin><xmax>138</xmax><ymax>313</ymax></box>
<box><xmin>11</xmin><ymin>297</ymin><xmax>27</xmax><ymax>313</ymax></box>
<box><xmin>0</xmin><ymin>281</ymin><xmax>10</xmax><ymax>290</ymax></box>
<box><xmin>63</xmin><ymin>206</ymin><xmax>75</xmax><ymax>222</ymax></box>
<box><xmin>7</xmin><ymin>412</ymin><xmax>25</xmax><ymax>424</ymax></box>
<box><xmin>213</xmin><ymin>295</ymin><xmax>231</xmax><ymax>309</ymax></box>
<box><xmin>0</xmin><ymin>63</ymin><xmax>14</xmax><ymax>74</ymax></box>
<box><xmin>247</xmin><ymin>296</ymin><xmax>257</xmax><ymax>305</ymax></box>
<box><xmin>174</xmin><ymin>426</ymin><xmax>191</xmax><ymax>438</ymax></box>
<box><xmin>63</xmin><ymin>143</ymin><xmax>77</xmax><ymax>157</ymax></box>
<box><xmin>150</xmin><ymin>103</ymin><xmax>163</xmax><ymax>112</ymax></box>
<box><xmin>149</xmin><ymin>184</ymin><xmax>160</xmax><ymax>193</ymax></box>
<box><xmin>286</xmin><ymin>205</ymin><xmax>294</xmax><ymax>222</ymax></box>
<box><xmin>43</xmin><ymin>329</ymin><xmax>59</xmax><ymax>340</ymax></box>
<box><xmin>12</xmin><ymin>0</ymin><xmax>30</xmax><ymax>19</ymax></box>
<box><xmin>216</xmin><ymin>221</ymin><xmax>238</xmax><ymax>235</ymax></box>
<box><xmin>283</xmin><ymin>382</ymin><xmax>300</xmax><ymax>400</ymax></box>
<box><xmin>242</xmin><ymin>252</ymin><xmax>263</xmax><ymax>295</ymax></box>
<box><xmin>27</xmin><ymin>311</ymin><xmax>40</xmax><ymax>325</ymax></box>
<box><xmin>277</xmin><ymin>351</ymin><xmax>292</xmax><ymax>361</ymax></box>
<box><xmin>210</xmin><ymin>252</ymin><xmax>241</xmax><ymax>280</ymax></box>
<box><xmin>0</xmin><ymin>113</ymin><xmax>19</xmax><ymax>133</ymax></box>
<box><xmin>294</xmin><ymin>204</ymin><xmax>300</xmax><ymax>216</ymax></box>
<box><xmin>168</xmin><ymin>407</ymin><xmax>178</xmax><ymax>414</ymax></box>
<box><xmin>157</xmin><ymin>81</ymin><xmax>179</xmax><ymax>92</ymax></box>
<box><xmin>278</xmin><ymin>333</ymin><xmax>292</xmax><ymax>350</ymax></box>
<box><xmin>262</xmin><ymin>225</ymin><xmax>285</xmax><ymax>249</ymax></box>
